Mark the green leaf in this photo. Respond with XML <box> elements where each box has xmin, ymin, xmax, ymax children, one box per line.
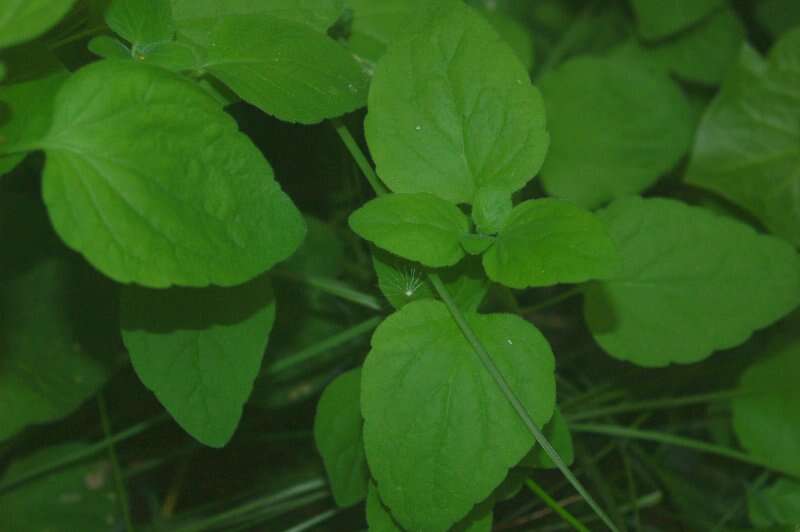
<box><xmin>629</xmin><ymin>0</ymin><xmax>724</xmax><ymax>40</ymax></box>
<box><xmin>460</xmin><ymin>234</ymin><xmax>495</xmax><ymax>256</ymax></box>
<box><xmin>646</xmin><ymin>7</ymin><xmax>745</xmax><ymax>86</ymax></box>
<box><xmin>471</xmin><ymin>186</ymin><xmax>512</xmax><ymax>235</ymax></box>
<box><xmin>345</xmin><ymin>0</ymin><xmax>455</xmax><ymax>64</ymax></box>
<box><xmin>539</xmin><ymin>56</ymin><xmax>693</xmax><ymax>209</ymax></box>
<box><xmin>584</xmin><ymin>197</ymin><xmax>800</xmax><ymax>366</ymax></box>
<box><xmin>0</xmin><ymin>444</ymin><xmax>119</xmax><ymax>531</ymax></box>
<box><xmin>120</xmin><ymin>275</ymin><xmax>277</xmax><ymax>447</ymax></box>
<box><xmin>478</xmin><ymin>9</ymin><xmax>534</xmax><ymax>72</ymax></box>
<box><xmin>372</xmin><ymin>250</ymin><xmax>488</xmax><ymax>312</ymax></box>
<box><xmin>313</xmin><ymin>368</ymin><xmax>369</xmax><ymax>507</ymax></box>
<box><xmin>362</xmin><ymin>300</ymin><xmax>555</xmax><ymax>531</ymax></box>
<box><xmin>749</xmin><ymin>478</ymin><xmax>800</xmax><ymax>528</ymax></box>
<box><xmin>136</xmin><ymin>40</ymin><xmax>203</xmax><ymax>71</ymax></box>
<box><xmin>38</xmin><ymin>60</ymin><xmax>305</xmax><ymax>288</ymax></box>
<box><xmin>367</xmin><ymin>481</ymin><xmax>494</xmax><ymax>532</ymax></box>
<box><xmin>685</xmin><ymin>29</ymin><xmax>800</xmax><ymax>247</ymax></box>
<box><xmin>0</xmin><ymin>71</ymin><xmax>67</xmax><ymax>176</ymax></box>
<box><xmin>519</xmin><ymin>408</ymin><xmax>573</xmax><ymax>469</ymax></box>
<box><xmin>87</xmin><ymin>35</ymin><xmax>131</xmax><ymax>59</ymax></box>
<box><xmin>482</xmin><ymin>199</ymin><xmax>619</xmax><ymax>289</ymax></box>
<box><xmin>732</xmin><ymin>330</ymin><xmax>800</xmax><ymax>477</ymax></box>
<box><xmin>106</xmin><ymin>0</ymin><xmax>175</xmax><ymax>48</ymax></box>
<box><xmin>0</xmin><ymin>0</ymin><xmax>77</xmax><ymax>48</ymax></box>
<box><xmin>171</xmin><ymin>0</ymin><xmax>344</xmax><ymax>32</ymax></box>
<box><xmin>350</xmin><ymin>193</ymin><xmax>470</xmax><ymax>268</ymax></box>
<box><xmin>182</xmin><ymin>15</ymin><xmax>368</xmax><ymax>124</ymax></box>
<box><xmin>365</xmin><ymin>3</ymin><xmax>548</xmax><ymax>204</ymax></box>
<box><xmin>0</xmin><ymin>194</ymin><xmax>121</xmax><ymax>441</ymax></box>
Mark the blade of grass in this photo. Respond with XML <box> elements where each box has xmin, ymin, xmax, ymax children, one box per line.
<box><xmin>273</xmin><ymin>269</ymin><xmax>383</xmax><ymax>311</ymax></box>
<box><xmin>570</xmin><ymin>423</ymin><xmax>773</xmax><ymax>469</ymax></box>
<box><xmin>525</xmin><ymin>477</ymin><xmax>591</xmax><ymax>532</ymax></box>
<box><xmin>98</xmin><ymin>393</ymin><xmax>134</xmax><ymax>532</ymax></box>
<box><xmin>333</xmin><ymin>119</ymin><xmax>621</xmax><ymax>532</ymax></box>
<box><xmin>565</xmin><ymin>389</ymin><xmax>743</xmax><ymax>422</ymax></box>
<box><xmin>0</xmin><ymin>412</ymin><xmax>169</xmax><ymax>495</ymax></box>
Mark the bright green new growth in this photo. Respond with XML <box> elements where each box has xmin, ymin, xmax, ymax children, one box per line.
<box><xmin>539</xmin><ymin>56</ymin><xmax>693</xmax><ymax>209</ymax></box>
<box><xmin>362</xmin><ymin>300</ymin><xmax>555</xmax><ymax>531</ymax></box>
<box><xmin>686</xmin><ymin>28</ymin><xmax>800</xmax><ymax>246</ymax></box>
<box><xmin>350</xmin><ymin>193</ymin><xmax>470</xmax><ymax>268</ymax></box>
<box><xmin>313</xmin><ymin>368</ymin><xmax>369</xmax><ymax>508</ymax></box>
<box><xmin>121</xmin><ymin>276</ymin><xmax>276</xmax><ymax>447</ymax></box>
<box><xmin>732</xmin><ymin>330</ymin><xmax>800</xmax><ymax>477</ymax></box>
<box><xmin>37</xmin><ymin>60</ymin><xmax>305</xmax><ymax>288</ymax></box>
<box><xmin>585</xmin><ymin>197</ymin><xmax>800</xmax><ymax>366</ymax></box>
<box><xmin>365</xmin><ymin>3</ymin><xmax>548</xmax><ymax>204</ymax></box>
<box><xmin>471</xmin><ymin>186</ymin><xmax>512</xmax><ymax>235</ymax></box>
<box><xmin>482</xmin><ymin>198</ymin><xmax>619</xmax><ymax>289</ymax></box>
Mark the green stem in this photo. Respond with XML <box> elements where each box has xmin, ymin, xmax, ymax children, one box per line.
<box><xmin>0</xmin><ymin>413</ymin><xmax>168</xmax><ymax>495</ymax></box>
<box><xmin>98</xmin><ymin>394</ymin><xmax>134</xmax><ymax>532</ymax></box>
<box><xmin>332</xmin><ymin>120</ymin><xmax>389</xmax><ymax>196</ymax></box>
<box><xmin>525</xmin><ymin>478</ymin><xmax>590</xmax><ymax>532</ymax></box>
<box><xmin>566</xmin><ymin>389</ymin><xmax>742</xmax><ymax>421</ymax></box>
<box><xmin>331</xmin><ymin>120</ymin><xmax>620</xmax><ymax>532</ymax></box>
<box><xmin>570</xmin><ymin>423</ymin><xmax>772</xmax><ymax>469</ymax></box>
<box><xmin>273</xmin><ymin>269</ymin><xmax>382</xmax><ymax>311</ymax></box>
<box><xmin>267</xmin><ymin>316</ymin><xmax>382</xmax><ymax>376</ymax></box>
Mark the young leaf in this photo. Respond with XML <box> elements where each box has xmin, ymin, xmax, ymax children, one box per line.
<box><xmin>519</xmin><ymin>409</ymin><xmax>574</xmax><ymax>469</ymax></box>
<box><xmin>362</xmin><ymin>300</ymin><xmax>555</xmax><ymax>531</ymax></box>
<box><xmin>313</xmin><ymin>368</ymin><xmax>369</xmax><ymax>508</ymax></box>
<box><xmin>482</xmin><ymin>199</ymin><xmax>619</xmax><ymax>289</ymax></box>
<box><xmin>37</xmin><ymin>60</ymin><xmax>305</xmax><ymax>288</ymax></box>
<box><xmin>471</xmin><ymin>186</ymin><xmax>512</xmax><ymax>235</ymax></box>
<box><xmin>372</xmin><ymin>250</ymin><xmax>488</xmax><ymax>311</ymax></box>
<box><xmin>647</xmin><ymin>7</ymin><xmax>745</xmax><ymax>86</ymax></box>
<box><xmin>120</xmin><ymin>275</ymin><xmax>276</xmax><ymax>447</ymax></box>
<box><xmin>732</xmin><ymin>332</ymin><xmax>800</xmax><ymax>477</ymax></box>
<box><xmin>0</xmin><ymin>0</ymin><xmax>77</xmax><ymax>48</ymax></box>
<box><xmin>349</xmin><ymin>193</ymin><xmax>470</xmax><ymax>268</ymax></box>
<box><xmin>171</xmin><ymin>0</ymin><xmax>344</xmax><ymax>32</ymax></box>
<box><xmin>685</xmin><ymin>29</ymin><xmax>800</xmax><ymax>246</ymax></box>
<box><xmin>539</xmin><ymin>56</ymin><xmax>693</xmax><ymax>209</ymax></box>
<box><xmin>0</xmin><ymin>194</ymin><xmax>122</xmax><ymax>442</ymax></box>
<box><xmin>181</xmin><ymin>15</ymin><xmax>369</xmax><ymax>124</ymax></box>
<box><xmin>106</xmin><ymin>0</ymin><xmax>175</xmax><ymax>49</ymax></box>
<box><xmin>87</xmin><ymin>35</ymin><xmax>131</xmax><ymax>60</ymax></box>
<box><xmin>0</xmin><ymin>444</ymin><xmax>119</xmax><ymax>531</ymax></box>
<box><xmin>365</xmin><ymin>3</ymin><xmax>548</xmax><ymax>204</ymax></box>
<box><xmin>748</xmin><ymin>478</ymin><xmax>800</xmax><ymax>528</ymax></box>
<box><xmin>629</xmin><ymin>0</ymin><xmax>724</xmax><ymax>40</ymax></box>
<box><xmin>584</xmin><ymin>197</ymin><xmax>800</xmax><ymax>366</ymax></box>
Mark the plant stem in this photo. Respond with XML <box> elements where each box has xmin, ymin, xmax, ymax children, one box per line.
<box><xmin>332</xmin><ymin>119</ymin><xmax>389</xmax><ymax>196</ymax></box>
<box><xmin>0</xmin><ymin>413</ymin><xmax>168</xmax><ymax>495</ymax></box>
<box><xmin>282</xmin><ymin>508</ymin><xmax>340</xmax><ymax>532</ymax></box>
<box><xmin>565</xmin><ymin>389</ymin><xmax>742</xmax><ymax>421</ymax></box>
<box><xmin>570</xmin><ymin>423</ymin><xmax>772</xmax><ymax>469</ymax></box>
<box><xmin>267</xmin><ymin>316</ymin><xmax>382</xmax><ymax>376</ymax></box>
<box><xmin>332</xmin><ymin>119</ymin><xmax>620</xmax><ymax>532</ymax></box>
<box><xmin>526</xmin><ymin>477</ymin><xmax>591</xmax><ymax>532</ymax></box>
<box><xmin>98</xmin><ymin>394</ymin><xmax>134</xmax><ymax>532</ymax></box>
<box><xmin>273</xmin><ymin>269</ymin><xmax>382</xmax><ymax>311</ymax></box>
